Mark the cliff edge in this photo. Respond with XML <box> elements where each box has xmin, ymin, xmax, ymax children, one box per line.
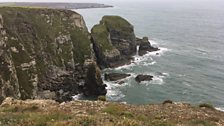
<box><xmin>0</xmin><ymin>7</ymin><xmax>106</xmax><ymax>103</ymax></box>
<box><xmin>0</xmin><ymin>98</ymin><xmax>223</xmax><ymax>126</ymax></box>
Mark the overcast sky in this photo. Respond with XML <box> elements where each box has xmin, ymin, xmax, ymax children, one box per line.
<box><xmin>0</xmin><ymin>0</ymin><xmax>222</xmax><ymax>2</ymax></box>
<box><xmin>0</xmin><ymin>0</ymin><xmax>223</xmax><ymax>6</ymax></box>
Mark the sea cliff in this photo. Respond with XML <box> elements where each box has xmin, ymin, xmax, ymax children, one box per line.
<box><xmin>0</xmin><ymin>7</ymin><xmax>224</xmax><ymax>126</ymax></box>
<box><xmin>0</xmin><ymin>7</ymin><xmax>157</xmax><ymax>102</ymax></box>
<box><xmin>0</xmin><ymin>7</ymin><xmax>107</xmax><ymax>102</ymax></box>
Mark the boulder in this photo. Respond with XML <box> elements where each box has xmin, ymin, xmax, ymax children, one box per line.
<box><xmin>137</xmin><ymin>37</ymin><xmax>159</xmax><ymax>56</ymax></box>
<box><xmin>135</xmin><ymin>74</ymin><xmax>153</xmax><ymax>83</ymax></box>
<box><xmin>117</xmin><ymin>81</ymin><xmax>125</xmax><ymax>85</ymax></box>
<box><xmin>104</xmin><ymin>73</ymin><xmax>131</xmax><ymax>81</ymax></box>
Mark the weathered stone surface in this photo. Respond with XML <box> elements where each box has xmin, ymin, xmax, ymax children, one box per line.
<box><xmin>135</xmin><ymin>74</ymin><xmax>153</xmax><ymax>83</ymax></box>
<box><xmin>137</xmin><ymin>37</ymin><xmax>159</xmax><ymax>56</ymax></box>
<box><xmin>101</xmin><ymin>16</ymin><xmax>136</xmax><ymax>56</ymax></box>
<box><xmin>83</xmin><ymin>61</ymin><xmax>107</xmax><ymax>96</ymax></box>
<box><xmin>0</xmin><ymin>7</ymin><xmax>101</xmax><ymax>102</ymax></box>
<box><xmin>104</xmin><ymin>73</ymin><xmax>131</xmax><ymax>81</ymax></box>
<box><xmin>91</xmin><ymin>24</ymin><xmax>121</xmax><ymax>68</ymax></box>
<box><xmin>91</xmin><ymin>16</ymin><xmax>136</xmax><ymax>68</ymax></box>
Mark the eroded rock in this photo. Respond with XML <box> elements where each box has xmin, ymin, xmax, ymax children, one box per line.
<box><xmin>0</xmin><ymin>7</ymin><xmax>95</xmax><ymax>102</ymax></box>
<box><xmin>91</xmin><ymin>16</ymin><xmax>136</xmax><ymax>68</ymax></box>
<box><xmin>135</xmin><ymin>74</ymin><xmax>153</xmax><ymax>83</ymax></box>
<box><xmin>104</xmin><ymin>73</ymin><xmax>131</xmax><ymax>81</ymax></box>
<box><xmin>83</xmin><ymin>61</ymin><xmax>107</xmax><ymax>96</ymax></box>
<box><xmin>137</xmin><ymin>37</ymin><xmax>159</xmax><ymax>56</ymax></box>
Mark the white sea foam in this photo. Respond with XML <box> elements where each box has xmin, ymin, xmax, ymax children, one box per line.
<box><xmin>114</xmin><ymin>39</ymin><xmax>169</xmax><ymax>70</ymax></box>
<box><xmin>105</xmin><ymin>81</ymin><xmax>126</xmax><ymax>101</ymax></box>
<box><xmin>151</xmin><ymin>75</ymin><xmax>165</xmax><ymax>85</ymax></box>
<box><xmin>139</xmin><ymin>72</ymin><xmax>169</xmax><ymax>86</ymax></box>
<box><xmin>149</xmin><ymin>39</ymin><xmax>159</xmax><ymax>46</ymax></box>
<box><xmin>114</xmin><ymin>62</ymin><xmax>136</xmax><ymax>70</ymax></box>
<box><xmin>105</xmin><ymin>39</ymin><xmax>170</xmax><ymax>100</ymax></box>
<box><xmin>162</xmin><ymin>72</ymin><xmax>169</xmax><ymax>76</ymax></box>
<box><xmin>72</xmin><ymin>94</ymin><xmax>84</xmax><ymax>100</ymax></box>
<box><xmin>216</xmin><ymin>107</ymin><xmax>224</xmax><ymax>112</ymax></box>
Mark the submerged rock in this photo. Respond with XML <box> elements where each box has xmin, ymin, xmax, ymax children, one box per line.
<box><xmin>135</xmin><ymin>74</ymin><xmax>153</xmax><ymax>83</ymax></box>
<box><xmin>104</xmin><ymin>73</ymin><xmax>131</xmax><ymax>81</ymax></box>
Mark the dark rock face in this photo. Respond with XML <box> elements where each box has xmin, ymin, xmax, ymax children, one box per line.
<box><xmin>101</xmin><ymin>16</ymin><xmax>137</xmax><ymax>56</ymax></box>
<box><xmin>37</xmin><ymin>64</ymin><xmax>87</xmax><ymax>102</ymax></box>
<box><xmin>91</xmin><ymin>24</ymin><xmax>122</xmax><ymax>68</ymax></box>
<box><xmin>135</xmin><ymin>75</ymin><xmax>153</xmax><ymax>83</ymax></box>
<box><xmin>91</xmin><ymin>16</ymin><xmax>136</xmax><ymax>68</ymax></box>
<box><xmin>0</xmin><ymin>8</ymin><xmax>159</xmax><ymax>103</ymax></box>
<box><xmin>137</xmin><ymin>37</ymin><xmax>159</xmax><ymax>56</ymax></box>
<box><xmin>83</xmin><ymin>61</ymin><xmax>107</xmax><ymax>96</ymax></box>
<box><xmin>0</xmin><ymin>7</ymin><xmax>105</xmax><ymax>102</ymax></box>
<box><xmin>104</xmin><ymin>73</ymin><xmax>131</xmax><ymax>81</ymax></box>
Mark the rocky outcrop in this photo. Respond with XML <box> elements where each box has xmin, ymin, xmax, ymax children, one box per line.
<box><xmin>91</xmin><ymin>16</ymin><xmax>136</xmax><ymax>68</ymax></box>
<box><xmin>137</xmin><ymin>37</ymin><xmax>159</xmax><ymax>56</ymax></box>
<box><xmin>135</xmin><ymin>74</ymin><xmax>153</xmax><ymax>83</ymax></box>
<box><xmin>101</xmin><ymin>16</ymin><xmax>136</xmax><ymax>56</ymax></box>
<box><xmin>83</xmin><ymin>60</ymin><xmax>107</xmax><ymax>96</ymax></box>
<box><xmin>0</xmin><ymin>7</ymin><xmax>160</xmax><ymax>103</ymax></box>
<box><xmin>91</xmin><ymin>24</ymin><xmax>121</xmax><ymax>68</ymax></box>
<box><xmin>0</xmin><ymin>7</ymin><xmax>106</xmax><ymax>102</ymax></box>
<box><xmin>104</xmin><ymin>73</ymin><xmax>131</xmax><ymax>81</ymax></box>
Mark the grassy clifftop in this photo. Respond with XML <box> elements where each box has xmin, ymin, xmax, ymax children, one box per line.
<box><xmin>101</xmin><ymin>16</ymin><xmax>133</xmax><ymax>33</ymax></box>
<box><xmin>91</xmin><ymin>24</ymin><xmax>115</xmax><ymax>53</ymax></box>
<box><xmin>0</xmin><ymin>98</ymin><xmax>224</xmax><ymax>126</ymax></box>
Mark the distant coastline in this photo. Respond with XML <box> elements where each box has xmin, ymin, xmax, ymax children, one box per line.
<box><xmin>0</xmin><ymin>2</ymin><xmax>113</xmax><ymax>9</ymax></box>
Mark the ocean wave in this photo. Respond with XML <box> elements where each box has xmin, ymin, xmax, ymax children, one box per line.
<box><xmin>195</xmin><ymin>48</ymin><xmax>209</xmax><ymax>54</ymax></box>
<box><xmin>105</xmin><ymin>81</ymin><xmax>126</xmax><ymax>101</ymax></box>
<box><xmin>114</xmin><ymin>39</ymin><xmax>169</xmax><ymax>70</ymax></box>
<box><xmin>151</xmin><ymin>74</ymin><xmax>166</xmax><ymax>85</ymax></box>
<box><xmin>72</xmin><ymin>94</ymin><xmax>84</xmax><ymax>100</ymax></box>
<box><xmin>139</xmin><ymin>72</ymin><xmax>169</xmax><ymax>86</ymax></box>
<box><xmin>149</xmin><ymin>39</ymin><xmax>159</xmax><ymax>46</ymax></box>
<box><xmin>216</xmin><ymin>107</ymin><xmax>224</xmax><ymax>112</ymax></box>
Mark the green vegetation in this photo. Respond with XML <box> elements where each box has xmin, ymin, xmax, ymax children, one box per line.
<box><xmin>71</xmin><ymin>28</ymin><xmax>91</xmax><ymax>64</ymax></box>
<box><xmin>188</xmin><ymin>119</ymin><xmax>216</xmax><ymax>126</ymax></box>
<box><xmin>0</xmin><ymin>99</ymin><xmax>223</xmax><ymax>126</ymax></box>
<box><xmin>91</xmin><ymin>24</ymin><xmax>115</xmax><ymax>53</ymax></box>
<box><xmin>101</xmin><ymin>15</ymin><xmax>134</xmax><ymax>37</ymax></box>
<box><xmin>0</xmin><ymin>7</ymin><xmax>92</xmax><ymax>99</ymax></box>
<box><xmin>97</xmin><ymin>95</ymin><xmax>106</xmax><ymax>101</ymax></box>
<box><xmin>103</xmin><ymin>104</ymin><xmax>130</xmax><ymax>116</ymax></box>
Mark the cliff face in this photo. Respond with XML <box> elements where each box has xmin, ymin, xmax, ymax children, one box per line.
<box><xmin>0</xmin><ymin>7</ymin><xmax>106</xmax><ymax>102</ymax></box>
<box><xmin>91</xmin><ymin>16</ymin><xmax>136</xmax><ymax>68</ymax></box>
<box><xmin>0</xmin><ymin>7</ymin><xmax>157</xmax><ymax>103</ymax></box>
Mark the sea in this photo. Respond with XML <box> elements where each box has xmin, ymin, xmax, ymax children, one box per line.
<box><xmin>74</xmin><ymin>0</ymin><xmax>224</xmax><ymax>111</ymax></box>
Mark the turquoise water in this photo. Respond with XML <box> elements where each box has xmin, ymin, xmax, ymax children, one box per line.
<box><xmin>75</xmin><ymin>0</ymin><xmax>224</xmax><ymax>109</ymax></box>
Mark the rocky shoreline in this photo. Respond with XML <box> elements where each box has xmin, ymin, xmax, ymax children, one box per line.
<box><xmin>0</xmin><ymin>7</ymin><xmax>160</xmax><ymax>103</ymax></box>
<box><xmin>0</xmin><ymin>6</ymin><xmax>224</xmax><ymax>126</ymax></box>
